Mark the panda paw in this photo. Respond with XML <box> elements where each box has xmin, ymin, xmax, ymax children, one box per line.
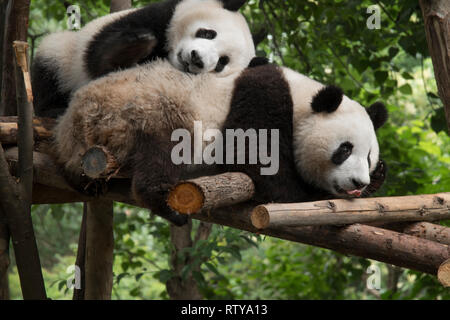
<box><xmin>248</xmin><ymin>56</ymin><xmax>270</xmax><ymax>68</ymax></box>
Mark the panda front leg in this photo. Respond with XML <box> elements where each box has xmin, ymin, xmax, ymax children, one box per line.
<box><xmin>130</xmin><ymin>130</ymin><xmax>188</xmax><ymax>226</ymax></box>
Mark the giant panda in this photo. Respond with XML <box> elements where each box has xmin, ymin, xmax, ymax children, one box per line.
<box><xmin>52</xmin><ymin>59</ymin><xmax>388</xmax><ymax>225</ymax></box>
<box><xmin>32</xmin><ymin>0</ymin><xmax>254</xmax><ymax>118</ymax></box>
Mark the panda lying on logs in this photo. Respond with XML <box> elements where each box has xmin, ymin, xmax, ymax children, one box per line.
<box><xmin>53</xmin><ymin>58</ymin><xmax>388</xmax><ymax>226</ymax></box>
<box><xmin>32</xmin><ymin>0</ymin><xmax>254</xmax><ymax>118</ymax></box>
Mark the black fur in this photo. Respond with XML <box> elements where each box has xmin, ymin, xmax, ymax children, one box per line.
<box><xmin>248</xmin><ymin>56</ymin><xmax>269</xmax><ymax>68</ymax></box>
<box><xmin>311</xmin><ymin>85</ymin><xmax>343</xmax><ymax>113</ymax></box>
<box><xmin>85</xmin><ymin>0</ymin><xmax>182</xmax><ymax>79</ymax></box>
<box><xmin>219</xmin><ymin>0</ymin><xmax>247</xmax><ymax>11</ymax></box>
<box><xmin>130</xmin><ymin>130</ymin><xmax>188</xmax><ymax>226</ymax></box>
<box><xmin>32</xmin><ymin>56</ymin><xmax>71</xmax><ymax>118</ymax></box>
<box><xmin>222</xmin><ymin>64</ymin><xmax>329</xmax><ymax>203</ymax></box>
<box><xmin>367</xmin><ymin>102</ymin><xmax>388</xmax><ymax>130</ymax></box>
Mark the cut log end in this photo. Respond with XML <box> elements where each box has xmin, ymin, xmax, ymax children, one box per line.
<box><xmin>167</xmin><ymin>182</ymin><xmax>204</xmax><ymax>215</ymax></box>
<box><xmin>81</xmin><ymin>146</ymin><xmax>118</xmax><ymax>179</ymax></box>
<box><xmin>251</xmin><ymin>205</ymin><xmax>270</xmax><ymax>229</ymax></box>
<box><xmin>437</xmin><ymin>259</ymin><xmax>450</xmax><ymax>287</ymax></box>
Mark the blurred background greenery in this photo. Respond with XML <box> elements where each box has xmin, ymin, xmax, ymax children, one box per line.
<box><xmin>7</xmin><ymin>0</ymin><xmax>449</xmax><ymax>299</ymax></box>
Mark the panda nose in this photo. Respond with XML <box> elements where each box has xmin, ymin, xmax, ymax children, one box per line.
<box><xmin>352</xmin><ymin>179</ymin><xmax>368</xmax><ymax>189</ymax></box>
<box><xmin>191</xmin><ymin>50</ymin><xmax>204</xmax><ymax>69</ymax></box>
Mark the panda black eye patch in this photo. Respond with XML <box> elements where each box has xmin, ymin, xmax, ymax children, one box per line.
<box><xmin>332</xmin><ymin>142</ymin><xmax>353</xmax><ymax>165</ymax></box>
<box><xmin>367</xmin><ymin>151</ymin><xmax>371</xmax><ymax>169</ymax></box>
<box><xmin>214</xmin><ymin>56</ymin><xmax>230</xmax><ymax>72</ymax></box>
<box><xmin>195</xmin><ymin>28</ymin><xmax>217</xmax><ymax>40</ymax></box>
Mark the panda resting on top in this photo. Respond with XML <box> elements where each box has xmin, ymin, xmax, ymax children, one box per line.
<box><xmin>32</xmin><ymin>0</ymin><xmax>254</xmax><ymax>118</ymax></box>
<box><xmin>53</xmin><ymin>58</ymin><xmax>388</xmax><ymax>226</ymax></box>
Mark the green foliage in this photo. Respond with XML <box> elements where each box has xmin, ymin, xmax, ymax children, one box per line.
<box><xmin>8</xmin><ymin>0</ymin><xmax>448</xmax><ymax>300</ymax></box>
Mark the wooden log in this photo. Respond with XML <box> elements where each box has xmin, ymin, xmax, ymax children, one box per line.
<box><xmin>0</xmin><ymin>145</ymin><xmax>46</xmax><ymax>299</ymax></box>
<box><xmin>167</xmin><ymin>172</ymin><xmax>255</xmax><ymax>214</ymax></box>
<box><xmin>84</xmin><ymin>199</ymin><xmax>114</xmax><ymax>300</ymax></box>
<box><xmin>438</xmin><ymin>259</ymin><xmax>450</xmax><ymax>287</ymax></box>
<box><xmin>419</xmin><ymin>0</ymin><xmax>450</xmax><ymax>133</ymax></box>
<box><xmin>250</xmin><ymin>193</ymin><xmax>450</xmax><ymax>229</ymax></box>
<box><xmin>0</xmin><ymin>210</ymin><xmax>10</xmax><ymax>300</ymax></box>
<box><xmin>0</xmin><ymin>116</ymin><xmax>55</xmax><ymax>146</ymax></box>
<box><xmin>192</xmin><ymin>203</ymin><xmax>450</xmax><ymax>275</ymax></box>
<box><xmin>0</xmin><ymin>0</ymin><xmax>30</xmax><ymax>116</ymax></box>
<box><xmin>13</xmin><ymin>41</ymin><xmax>33</xmax><ymax>205</ymax></box>
<box><xmin>386</xmin><ymin>222</ymin><xmax>450</xmax><ymax>246</ymax></box>
<box><xmin>81</xmin><ymin>145</ymin><xmax>119</xmax><ymax>179</ymax></box>
<box><xmin>5</xmin><ymin>147</ymin><xmax>133</xmax><ymax>204</ymax></box>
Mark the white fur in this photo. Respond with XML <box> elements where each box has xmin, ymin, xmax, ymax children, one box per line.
<box><xmin>35</xmin><ymin>9</ymin><xmax>136</xmax><ymax>93</ymax></box>
<box><xmin>281</xmin><ymin>67</ymin><xmax>380</xmax><ymax>195</ymax></box>
<box><xmin>35</xmin><ymin>0</ymin><xmax>254</xmax><ymax>98</ymax></box>
<box><xmin>54</xmin><ymin>61</ymin><xmax>381</xmax><ymax>197</ymax></box>
<box><xmin>167</xmin><ymin>0</ymin><xmax>255</xmax><ymax>76</ymax></box>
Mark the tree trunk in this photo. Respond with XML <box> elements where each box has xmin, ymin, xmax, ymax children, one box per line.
<box><xmin>84</xmin><ymin>199</ymin><xmax>114</xmax><ymax>300</ymax></box>
<box><xmin>419</xmin><ymin>0</ymin><xmax>450</xmax><ymax>133</ymax></box>
<box><xmin>0</xmin><ymin>0</ymin><xmax>12</xmax><ymax>114</ymax></box>
<box><xmin>110</xmin><ymin>0</ymin><xmax>131</xmax><ymax>13</ymax></box>
<box><xmin>166</xmin><ymin>221</ymin><xmax>212</xmax><ymax>300</ymax></box>
<box><xmin>166</xmin><ymin>221</ymin><xmax>203</xmax><ymax>300</ymax></box>
<box><xmin>0</xmin><ymin>0</ymin><xmax>30</xmax><ymax>116</ymax></box>
<box><xmin>0</xmin><ymin>210</ymin><xmax>10</xmax><ymax>300</ymax></box>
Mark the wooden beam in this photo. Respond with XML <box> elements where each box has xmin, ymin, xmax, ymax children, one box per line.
<box><xmin>250</xmin><ymin>193</ymin><xmax>450</xmax><ymax>229</ymax></box>
<box><xmin>5</xmin><ymin>147</ymin><xmax>133</xmax><ymax>204</ymax></box>
<box><xmin>385</xmin><ymin>221</ymin><xmax>450</xmax><ymax>246</ymax></box>
<box><xmin>0</xmin><ymin>117</ymin><xmax>55</xmax><ymax>147</ymax></box>
<box><xmin>419</xmin><ymin>0</ymin><xmax>450</xmax><ymax>132</ymax></box>
<box><xmin>167</xmin><ymin>172</ymin><xmax>255</xmax><ymax>214</ymax></box>
<box><xmin>192</xmin><ymin>204</ymin><xmax>450</xmax><ymax>275</ymax></box>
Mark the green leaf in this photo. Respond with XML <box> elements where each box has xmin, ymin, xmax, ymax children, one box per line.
<box><xmin>401</xmin><ymin>72</ymin><xmax>414</xmax><ymax>80</ymax></box>
<box><xmin>205</xmin><ymin>262</ymin><xmax>220</xmax><ymax>276</ymax></box>
<box><xmin>116</xmin><ymin>272</ymin><xmax>129</xmax><ymax>284</ymax></box>
<box><xmin>58</xmin><ymin>280</ymin><xmax>66</xmax><ymax>292</ymax></box>
<box><xmin>430</xmin><ymin>107</ymin><xmax>447</xmax><ymax>134</ymax></box>
<box><xmin>374</xmin><ymin>71</ymin><xmax>388</xmax><ymax>84</ymax></box>
<box><xmin>135</xmin><ymin>273</ymin><xmax>144</xmax><ymax>282</ymax></box>
<box><xmin>399</xmin><ymin>84</ymin><xmax>412</xmax><ymax>95</ymax></box>
<box><xmin>157</xmin><ymin>269</ymin><xmax>173</xmax><ymax>283</ymax></box>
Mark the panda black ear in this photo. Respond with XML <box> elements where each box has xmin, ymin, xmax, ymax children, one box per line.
<box><xmin>248</xmin><ymin>56</ymin><xmax>269</xmax><ymax>68</ymax></box>
<box><xmin>219</xmin><ymin>0</ymin><xmax>247</xmax><ymax>11</ymax></box>
<box><xmin>311</xmin><ymin>85</ymin><xmax>343</xmax><ymax>113</ymax></box>
<box><xmin>367</xmin><ymin>102</ymin><xmax>388</xmax><ymax>130</ymax></box>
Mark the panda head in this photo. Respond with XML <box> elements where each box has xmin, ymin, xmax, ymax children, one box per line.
<box><xmin>294</xmin><ymin>85</ymin><xmax>388</xmax><ymax>198</ymax></box>
<box><xmin>167</xmin><ymin>0</ymin><xmax>255</xmax><ymax>75</ymax></box>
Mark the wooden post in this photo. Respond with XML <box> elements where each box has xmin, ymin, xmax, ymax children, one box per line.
<box><xmin>0</xmin><ymin>40</ymin><xmax>46</xmax><ymax>300</ymax></box>
<box><xmin>84</xmin><ymin>199</ymin><xmax>114</xmax><ymax>300</ymax></box>
<box><xmin>419</xmin><ymin>0</ymin><xmax>450</xmax><ymax>133</ymax></box>
<box><xmin>0</xmin><ymin>210</ymin><xmax>10</xmax><ymax>300</ymax></box>
<box><xmin>76</xmin><ymin>0</ymin><xmax>133</xmax><ymax>300</ymax></box>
